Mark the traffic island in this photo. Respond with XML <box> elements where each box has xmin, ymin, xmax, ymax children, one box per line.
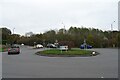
<box><xmin>35</xmin><ymin>49</ymin><xmax>99</xmax><ymax>57</ymax></box>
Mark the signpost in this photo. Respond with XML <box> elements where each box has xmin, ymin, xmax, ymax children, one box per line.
<box><xmin>83</xmin><ymin>39</ymin><xmax>87</xmax><ymax>49</ymax></box>
<box><xmin>59</xmin><ymin>46</ymin><xmax>68</xmax><ymax>53</ymax></box>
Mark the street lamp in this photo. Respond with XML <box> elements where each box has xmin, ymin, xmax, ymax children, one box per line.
<box><xmin>34</xmin><ymin>42</ymin><xmax>36</xmax><ymax>48</ymax></box>
<box><xmin>111</xmin><ymin>21</ymin><xmax>115</xmax><ymax>31</ymax></box>
<box><xmin>11</xmin><ymin>28</ymin><xmax>15</xmax><ymax>45</ymax></box>
<box><xmin>43</xmin><ymin>39</ymin><xmax>45</xmax><ymax>48</ymax></box>
<box><xmin>13</xmin><ymin>28</ymin><xmax>15</xmax><ymax>34</ymax></box>
<box><xmin>111</xmin><ymin>21</ymin><xmax>115</xmax><ymax>47</ymax></box>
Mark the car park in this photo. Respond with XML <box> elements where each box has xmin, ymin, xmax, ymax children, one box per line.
<box><xmin>8</xmin><ymin>46</ymin><xmax>20</xmax><ymax>54</ymax></box>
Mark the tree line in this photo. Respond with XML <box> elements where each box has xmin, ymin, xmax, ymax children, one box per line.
<box><xmin>1</xmin><ymin>27</ymin><xmax>120</xmax><ymax>48</ymax></box>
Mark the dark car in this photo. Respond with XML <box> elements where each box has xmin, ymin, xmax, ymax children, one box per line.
<box><xmin>47</xmin><ymin>44</ymin><xmax>57</xmax><ymax>48</ymax></box>
<box><xmin>87</xmin><ymin>45</ymin><xmax>92</xmax><ymax>49</ymax></box>
<box><xmin>80</xmin><ymin>44</ymin><xmax>92</xmax><ymax>49</ymax></box>
<box><xmin>8</xmin><ymin>46</ymin><xmax>20</xmax><ymax>54</ymax></box>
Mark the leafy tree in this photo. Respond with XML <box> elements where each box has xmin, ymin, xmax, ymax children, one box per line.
<box><xmin>0</xmin><ymin>28</ymin><xmax>12</xmax><ymax>44</ymax></box>
<box><xmin>2</xmin><ymin>27</ymin><xmax>118</xmax><ymax>48</ymax></box>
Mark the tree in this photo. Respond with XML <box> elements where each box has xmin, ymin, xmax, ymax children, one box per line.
<box><xmin>58</xmin><ymin>41</ymin><xmax>74</xmax><ymax>49</ymax></box>
<box><xmin>9</xmin><ymin>26</ymin><xmax>118</xmax><ymax>48</ymax></box>
<box><xmin>43</xmin><ymin>30</ymin><xmax>56</xmax><ymax>44</ymax></box>
<box><xmin>9</xmin><ymin>34</ymin><xmax>20</xmax><ymax>44</ymax></box>
<box><xmin>0</xmin><ymin>27</ymin><xmax>12</xmax><ymax>44</ymax></box>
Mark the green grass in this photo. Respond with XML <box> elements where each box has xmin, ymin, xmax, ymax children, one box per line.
<box><xmin>0</xmin><ymin>48</ymin><xmax>3</xmax><ymax>52</ymax></box>
<box><xmin>37</xmin><ymin>49</ymin><xmax>95</xmax><ymax>57</ymax></box>
<box><xmin>0</xmin><ymin>48</ymin><xmax>7</xmax><ymax>52</ymax></box>
<box><xmin>0</xmin><ymin>45</ymin><xmax>8</xmax><ymax>52</ymax></box>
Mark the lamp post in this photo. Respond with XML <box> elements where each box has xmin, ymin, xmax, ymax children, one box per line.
<box><xmin>111</xmin><ymin>21</ymin><xmax>115</xmax><ymax>31</ymax></box>
<box><xmin>34</xmin><ymin>42</ymin><xmax>36</xmax><ymax>48</ymax></box>
<box><xmin>13</xmin><ymin>28</ymin><xmax>15</xmax><ymax>34</ymax></box>
<box><xmin>11</xmin><ymin>28</ymin><xmax>15</xmax><ymax>45</ymax></box>
<box><xmin>43</xmin><ymin>39</ymin><xmax>45</xmax><ymax>48</ymax></box>
<box><xmin>111</xmin><ymin>21</ymin><xmax>115</xmax><ymax>47</ymax></box>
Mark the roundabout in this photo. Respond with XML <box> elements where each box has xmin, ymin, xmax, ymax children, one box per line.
<box><xmin>35</xmin><ymin>48</ymin><xmax>99</xmax><ymax>57</ymax></box>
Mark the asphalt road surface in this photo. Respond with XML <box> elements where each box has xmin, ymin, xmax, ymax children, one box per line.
<box><xmin>2</xmin><ymin>46</ymin><xmax>118</xmax><ymax>78</ymax></box>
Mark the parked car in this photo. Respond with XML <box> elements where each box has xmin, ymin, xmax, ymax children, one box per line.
<box><xmin>36</xmin><ymin>44</ymin><xmax>43</xmax><ymax>48</ymax></box>
<box><xmin>80</xmin><ymin>44</ymin><xmax>92</xmax><ymax>49</ymax></box>
<box><xmin>21</xmin><ymin>43</ymin><xmax>24</xmax><ymax>46</ymax></box>
<box><xmin>87</xmin><ymin>45</ymin><xmax>92</xmax><ymax>49</ymax></box>
<box><xmin>8</xmin><ymin>46</ymin><xmax>20</xmax><ymax>54</ymax></box>
<box><xmin>47</xmin><ymin>44</ymin><xmax>57</xmax><ymax>48</ymax></box>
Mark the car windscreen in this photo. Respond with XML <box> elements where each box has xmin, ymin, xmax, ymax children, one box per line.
<box><xmin>11</xmin><ymin>46</ymin><xmax>19</xmax><ymax>48</ymax></box>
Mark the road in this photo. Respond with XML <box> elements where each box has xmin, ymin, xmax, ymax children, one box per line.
<box><xmin>2</xmin><ymin>46</ymin><xmax>118</xmax><ymax>78</ymax></box>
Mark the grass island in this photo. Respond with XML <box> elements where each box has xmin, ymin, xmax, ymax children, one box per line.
<box><xmin>35</xmin><ymin>48</ymin><xmax>99</xmax><ymax>57</ymax></box>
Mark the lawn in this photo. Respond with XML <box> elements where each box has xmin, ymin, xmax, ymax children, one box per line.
<box><xmin>36</xmin><ymin>49</ymin><xmax>98</xmax><ymax>57</ymax></box>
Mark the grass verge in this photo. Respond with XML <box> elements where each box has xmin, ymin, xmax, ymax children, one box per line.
<box><xmin>0</xmin><ymin>45</ymin><xmax>2</xmax><ymax>52</ymax></box>
<box><xmin>0</xmin><ymin>48</ymin><xmax>7</xmax><ymax>52</ymax></box>
<box><xmin>0</xmin><ymin>45</ymin><xmax>8</xmax><ymax>52</ymax></box>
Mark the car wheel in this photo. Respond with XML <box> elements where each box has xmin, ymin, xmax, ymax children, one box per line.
<box><xmin>8</xmin><ymin>53</ymin><xmax>10</xmax><ymax>55</ymax></box>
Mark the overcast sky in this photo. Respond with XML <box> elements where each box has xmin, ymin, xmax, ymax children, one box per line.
<box><xmin>0</xmin><ymin>0</ymin><xmax>119</xmax><ymax>35</ymax></box>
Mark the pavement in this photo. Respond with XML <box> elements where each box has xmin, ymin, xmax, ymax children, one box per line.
<box><xmin>2</xmin><ymin>45</ymin><xmax>118</xmax><ymax>78</ymax></box>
